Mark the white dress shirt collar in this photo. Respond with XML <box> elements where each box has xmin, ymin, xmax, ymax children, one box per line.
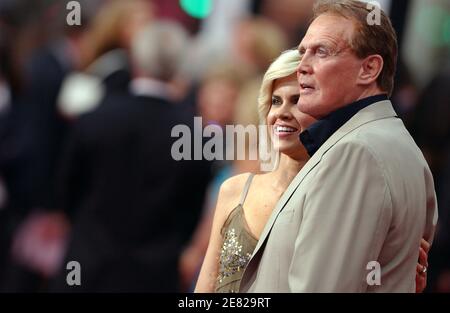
<box><xmin>129</xmin><ymin>77</ymin><xmax>171</xmax><ymax>100</ymax></box>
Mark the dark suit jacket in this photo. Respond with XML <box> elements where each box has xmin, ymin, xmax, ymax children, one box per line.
<box><xmin>7</xmin><ymin>45</ymin><xmax>71</xmax><ymax>215</ymax></box>
<box><xmin>52</xmin><ymin>92</ymin><xmax>211</xmax><ymax>292</ymax></box>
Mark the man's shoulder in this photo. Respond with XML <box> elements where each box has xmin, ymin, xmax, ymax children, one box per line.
<box><xmin>335</xmin><ymin>113</ymin><xmax>413</xmax><ymax>151</ymax></box>
<box><xmin>326</xmin><ymin>116</ymin><xmax>429</xmax><ymax>181</ymax></box>
<box><xmin>352</xmin><ymin>116</ymin><xmax>422</xmax><ymax>159</ymax></box>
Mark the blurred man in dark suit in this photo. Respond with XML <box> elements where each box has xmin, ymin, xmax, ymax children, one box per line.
<box><xmin>50</xmin><ymin>21</ymin><xmax>211</xmax><ymax>292</ymax></box>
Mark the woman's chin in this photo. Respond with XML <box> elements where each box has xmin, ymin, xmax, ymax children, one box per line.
<box><xmin>274</xmin><ymin>144</ymin><xmax>303</xmax><ymax>156</ymax></box>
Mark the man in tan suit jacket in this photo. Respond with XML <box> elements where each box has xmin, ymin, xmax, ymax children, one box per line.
<box><xmin>240</xmin><ymin>0</ymin><xmax>438</xmax><ymax>292</ymax></box>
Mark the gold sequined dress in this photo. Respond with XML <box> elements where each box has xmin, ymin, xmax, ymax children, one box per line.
<box><xmin>215</xmin><ymin>174</ymin><xmax>258</xmax><ymax>293</ymax></box>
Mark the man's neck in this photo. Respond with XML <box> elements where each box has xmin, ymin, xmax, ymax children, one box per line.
<box><xmin>354</xmin><ymin>86</ymin><xmax>387</xmax><ymax>102</ymax></box>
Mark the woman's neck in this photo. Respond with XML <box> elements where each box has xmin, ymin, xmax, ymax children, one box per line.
<box><xmin>268</xmin><ymin>153</ymin><xmax>309</xmax><ymax>193</ymax></box>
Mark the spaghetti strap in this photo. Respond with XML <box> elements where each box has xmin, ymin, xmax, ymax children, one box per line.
<box><xmin>238</xmin><ymin>173</ymin><xmax>255</xmax><ymax>206</ymax></box>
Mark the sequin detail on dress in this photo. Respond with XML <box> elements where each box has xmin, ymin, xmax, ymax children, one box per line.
<box><xmin>215</xmin><ymin>174</ymin><xmax>257</xmax><ymax>293</ymax></box>
<box><xmin>217</xmin><ymin>228</ymin><xmax>253</xmax><ymax>286</ymax></box>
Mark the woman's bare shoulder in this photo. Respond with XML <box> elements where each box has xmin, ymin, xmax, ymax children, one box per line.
<box><xmin>220</xmin><ymin>172</ymin><xmax>253</xmax><ymax>194</ymax></box>
<box><xmin>216</xmin><ymin>173</ymin><xmax>254</xmax><ymax>215</ymax></box>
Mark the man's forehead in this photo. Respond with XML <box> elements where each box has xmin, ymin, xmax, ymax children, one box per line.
<box><xmin>298</xmin><ymin>14</ymin><xmax>354</xmax><ymax>48</ymax></box>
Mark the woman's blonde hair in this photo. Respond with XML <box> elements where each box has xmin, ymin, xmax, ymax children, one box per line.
<box><xmin>257</xmin><ymin>49</ymin><xmax>301</xmax><ymax>171</ymax></box>
<box><xmin>258</xmin><ymin>49</ymin><xmax>300</xmax><ymax>122</ymax></box>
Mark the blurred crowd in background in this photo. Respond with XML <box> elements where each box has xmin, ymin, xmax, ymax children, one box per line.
<box><xmin>0</xmin><ymin>0</ymin><xmax>448</xmax><ymax>292</ymax></box>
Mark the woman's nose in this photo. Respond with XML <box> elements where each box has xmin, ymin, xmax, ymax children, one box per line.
<box><xmin>276</xmin><ymin>103</ymin><xmax>292</xmax><ymax>119</ymax></box>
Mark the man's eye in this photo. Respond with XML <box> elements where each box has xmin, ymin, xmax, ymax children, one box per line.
<box><xmin>316</xmin><ymin>47</ymin><xmax>329</xmax><ymax>57</ymax></box>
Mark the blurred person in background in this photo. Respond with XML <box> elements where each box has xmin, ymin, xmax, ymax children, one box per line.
<box><xmin>255</xmin><ymin>0</ymin><xmax>315</xmax><ymax>47</ymax></box>
<box><xmin>178</xmin><ymin>14</ymin><xmax>288</xmax><ymax>136</ymax></box>
<box><xmin>232</xmin><ymin>17</ymin><xmax>289</xmax><ymax>78</ymax></box>
<box><xmin>0</xmin><ymin>1</ymin><xmax>154</xmax><ymax>271</ymax></box>
<box><xmin>197</xmin><ymin>65</ymin><xmax>246</xmax><ymax>129</ymax></box>
<box><xmin>58</xmin><ymin>0</ymin><xmax>155</xmax><ymax>119</ymax></box>
<box><xmin>433</xmin><ymin>149</ymin><xmax>450</xmax><ymax>292</ymax></box>
<box><xmin>0</xmin><ymin>0</ymin><xmax>98</xmax><ymax>292</ymax></box>
<box><xmin>183</xmin><ymin>14</ymin><xmax>287</xmax><ymax>85</ymax></box>
<box><xmin>390</xmin><ymin>61</ymin><xmax>420</xmax><ymax>130</ymax></box>
<box><xmin>182</xmin><ymin>0</ymin><xmax>251</xmax><ymax>82</ymax></box>
<box><xmin>410</xmin><ymin>64</ymin><xmax>450</xmax><ymax>292</ymax></box>
<box><xmin>0</xmin><ymin>30</ymin><xmax>12</xmax><ymax>284</ymax></box>
<box><xmin>48</xmin><ymin>20</ymin><xmax>209</xmax><ymax>292</ymax></box>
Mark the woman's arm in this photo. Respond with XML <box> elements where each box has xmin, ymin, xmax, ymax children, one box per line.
<box><xmin>194</xmin><ymin>176</ymin><xmax>244</xmax><ymax>292</ymax></box>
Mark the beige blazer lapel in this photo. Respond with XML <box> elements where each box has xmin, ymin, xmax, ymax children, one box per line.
<box><xmin>251</xmin><ymin>148</ymin><xmax>322</xmax><ymax>255</ymax></box>
<box><xmin>251</xmin><ymin>100</ymin><xmax>398</xmax><ymax>257</ymax></box>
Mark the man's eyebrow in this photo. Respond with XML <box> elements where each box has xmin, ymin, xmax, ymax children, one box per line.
<box><xmin>310</xmin><ymin>41</ymin><xmax>335</xmax><ymax>49</ymax></box>
<box><xmin>299</xmin><ymin>41</ymin><xmax>337</xmax><ymax>53</ymax></box>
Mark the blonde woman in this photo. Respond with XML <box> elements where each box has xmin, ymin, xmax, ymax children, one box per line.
<box><xmin>194</xmin><ymin>50</ymin><xmax>430</xmax><ymax>293</ymax></box>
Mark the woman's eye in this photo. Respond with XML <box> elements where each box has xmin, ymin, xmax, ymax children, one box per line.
<box><xmin>291</xmin><ymin>95</ymin><xmax>300</xmax><ymax>104</ymax></box>
<box><xmin>272</xmin><ymin>97</ymin><xmax>281</xmax><ymax>105</ymax></box>
<box><xmin>298</xmin><ymin>49</ymin><xmax>306</xmax><ymax>57</ymax></box>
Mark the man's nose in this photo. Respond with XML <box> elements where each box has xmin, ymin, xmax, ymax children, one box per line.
<box><xmin>297</xmin><ymin>50</ymin><xmax>313</xmax><ymax>76</ymax></box>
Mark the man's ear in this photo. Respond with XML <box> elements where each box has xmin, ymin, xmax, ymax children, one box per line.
<box><xmin>357</xmin><ymin>55</ymin><xmax>383</xmax><ymax>85</ymax></box>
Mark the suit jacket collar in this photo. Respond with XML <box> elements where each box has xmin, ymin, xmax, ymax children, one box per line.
<box><xmin>251</xmin><ymin>100</ymin><xmax>398</xmax><ymax>256</ymax></box>
<box><xmin>300</xmin><ymin>94</ymin><xmax>388</xmax><ymax>157</ymax></box>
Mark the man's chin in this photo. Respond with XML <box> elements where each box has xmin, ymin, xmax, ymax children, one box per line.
<box><xmin>297</xmin><ymin>100</ymin><xmax>314</xmax><ymax>115</ymax></box>
<box><xmin>298</xmin><ymin>101</ymin><xmax>326</xmax><ymax>120</ymax></box>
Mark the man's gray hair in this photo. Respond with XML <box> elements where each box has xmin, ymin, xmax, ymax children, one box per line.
<box><xmin>131</xmin><ymin>20</ymin><xmax>189</xmax><ymax>81</ymax></box>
